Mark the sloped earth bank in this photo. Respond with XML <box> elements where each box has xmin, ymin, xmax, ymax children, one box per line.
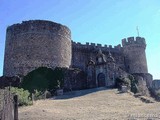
<box><xmin>19</xmin><ymin>88</ymin><xmax>160</xmax><ymax>120</ymax></box>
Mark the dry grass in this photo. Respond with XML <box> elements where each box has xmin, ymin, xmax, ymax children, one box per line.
<box><xmin>19</xmin><ymin>88</ymin><xmax>160</xmax><ymax>120</ymax></box>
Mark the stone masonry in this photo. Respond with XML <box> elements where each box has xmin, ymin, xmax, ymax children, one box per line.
<box><xmin>3</xmin><ymin>20</ymin><xmax>153</xmax><ymax>89</ymax></box>
<box><xmin>3</xmin><ymin>20</ymin><xmax>71</xmax><ymax>76</ymax></box>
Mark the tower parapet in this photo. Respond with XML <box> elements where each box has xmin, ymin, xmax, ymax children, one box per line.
<box><xmin>122</xmin><ymin>37</ymin><xmax>146</xmax><ymax>48</ymax></box>
<box><xmin>7</xmin><ymin>20</ymin><xmax>71</xmax><ymax>40</ymax></box>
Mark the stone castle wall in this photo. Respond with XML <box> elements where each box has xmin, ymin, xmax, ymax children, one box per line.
<box><xmin>122</xmin><ymin>37</ymin><xmax>148</xmax><ymax>73</ymax></box>
<box><xmin>72</xmin><ymin>36</ymin><xmax>148</xmax><ymax>75</ymax></box>
<box><xmin>71</xmin><ymin>42</ymin><xmax>125</xmax><ymax>71</ymax></box>
<box><xmin>152</xmin><ymin>79</ymin><xmax>160</xmax><ymax>90</ymax></box>
<box><xmin>3</xmin><ymin>20</ymin><xmax>71</xmax><ymax>76</ymax></box>
<box><xmin>3</xmin><ymin>20</ymin><xmax>149</xmax><ymax>78</ymax></box>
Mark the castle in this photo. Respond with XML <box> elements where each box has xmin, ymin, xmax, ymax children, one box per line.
<box><xmin>3</xmin><ymin>20</ymin><xmax>153</xmax><ymax>90</ymax></box>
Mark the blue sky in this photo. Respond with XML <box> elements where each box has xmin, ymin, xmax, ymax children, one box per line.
<box><xmin>0</xmin><ymin>0</ymin><xmax>160</xmax><ymax>79</ymax></box>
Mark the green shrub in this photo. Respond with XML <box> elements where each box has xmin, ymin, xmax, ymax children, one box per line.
<box><xmin>21</xmin><ymin>67</ymin><xmax>64</xmax><ymax>95</ymax></box>
<box><xmin>115</xmin><ymin>76</ymin><xmax>131</xmax><ymax>87</ymax></box>
<box><xmin>32</xmin><ymin>90</ymin><xmax>52</xmax><ymax>100</ymax></box>
<box><xmin>33</xmin><ymin>90</ymin><xmax>44</xmax><ymax>100</ymax></box>
<box><xmin>21</xmin><ymin>67</ymin><xmax>50</xmax><ymax>93</ymax></box>
<box><xmin>115</xmin><ymin>75</ymin><xmax>138</xmax><ymax>94</ymax></box>
<box><xmin>49</xmin><ymin>67</ymin><xmax>64</xmax><ymax>90</ymax></box>
<box><xmin>129</xmin><ymin>75</ymin><xmax>138</xmax><ymax>94</ymax></box>
<box><xmin>10</xmin><ymin>87</ymin><xmax>32</xmax><ymax>106</ymax></box>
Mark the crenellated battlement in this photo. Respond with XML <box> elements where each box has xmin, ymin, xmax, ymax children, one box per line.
<box><xmin>3</xmin><ymin>19</ymin><xmax>150</xmax><ymax>86</ymax></box>
<box><xmin>122</xmin><ymin>36</ymin><xmax>146</xmax><ymax>47</ymax></box>
<box><xmin>72</xmin><ymin>41</ymin><xmax>122</xmax><ymax>52</ymax></box>
<box><xmin>7</xmin><ymin>20</ymin><xmax>71</xmax><ymax>39</ymax></box>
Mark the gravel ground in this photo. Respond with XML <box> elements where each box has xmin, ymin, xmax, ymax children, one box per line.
<box><xmin>19</xmin><ymin>88</ymin><xmax>160</xmax><ymax>120</ymax></box>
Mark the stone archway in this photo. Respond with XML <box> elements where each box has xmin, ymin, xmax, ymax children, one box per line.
<box><xmin>97</xmin><ymin>73</ymin><xmax>105</xmax><ymax>87</ymax></box>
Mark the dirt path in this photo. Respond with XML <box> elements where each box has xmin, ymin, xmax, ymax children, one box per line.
<box><xmin>19</xmin><ymin>88</ymin><xmax>160</xmax><ymax>120</ymax></box>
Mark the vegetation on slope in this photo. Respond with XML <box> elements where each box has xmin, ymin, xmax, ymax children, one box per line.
<box><xmin>21</xmin><ymin>67</ymin><xmax>64</xmax><ymax>93</ymax></box>
<box><xmin>115</xmin><ymin>75</ymin><xmax>138</xmax><ymax>94</ymax></box>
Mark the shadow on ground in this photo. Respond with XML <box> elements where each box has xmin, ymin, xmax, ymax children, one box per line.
<box><xmin>52</xmin><ymin>87</ymin><xmax>116</xmax><ymax>100</ymax></box>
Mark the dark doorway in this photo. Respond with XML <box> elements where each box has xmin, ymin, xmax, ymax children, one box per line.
<box><xmin>97</xmin><ymin>73</ymin><xmax>105</xmax><ymax>87</ymax></box>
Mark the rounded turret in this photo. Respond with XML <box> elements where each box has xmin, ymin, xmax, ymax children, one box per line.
<box><xmin>3</xmin><ymin>20</ymin><xmax>72</xmax><ymax>76</ymax></box>
<box><xmin>122</xmin><ymin>36</ymin><xmax>148</xmax><ymax>74</ymax></box>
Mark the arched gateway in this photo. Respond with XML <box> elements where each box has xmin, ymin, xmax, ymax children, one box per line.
<box><xmin>97</xmin><ymin>73</ymin><xmax>105</xmax><ymax>87</ymax></box>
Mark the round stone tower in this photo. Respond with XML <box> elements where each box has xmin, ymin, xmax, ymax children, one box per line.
<box><xmin>122</xmin><ymin>36</ymin><xmax>148</xmax><ymax>74</ymax></box>
<box><xmin>3</xmin><ymin>20</ymin><xmax>72</xmax><ymax>76</ymax></box>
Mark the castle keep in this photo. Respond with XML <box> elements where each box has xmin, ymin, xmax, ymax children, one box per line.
<box><xmin>3</xmin><ymin>20</ymin><xmax>153</xmax><ymax>89</ymax></box>
<box><xmin>4</xmin><ymin>20</ymin><xmax>71</xmax><ymax>76</ymax></box>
